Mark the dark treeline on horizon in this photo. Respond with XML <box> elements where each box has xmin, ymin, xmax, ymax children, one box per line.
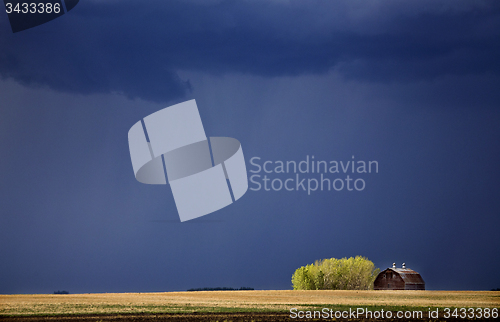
<box><xmin>187</xmin><ymin>287</ymin><xmax>254</xmax><ymax>292</ymax></box>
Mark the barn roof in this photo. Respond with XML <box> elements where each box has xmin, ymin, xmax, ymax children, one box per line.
<box><xmin>385</xmin><ymin>268</ymin><xmax>425</xmax><ymax>285</ymax></box>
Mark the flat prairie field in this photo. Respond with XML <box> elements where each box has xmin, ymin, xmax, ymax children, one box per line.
<box><xmin>1</xmin><ymin>290</ymin><xmax>499</xmax><ymax>317</ymax></box>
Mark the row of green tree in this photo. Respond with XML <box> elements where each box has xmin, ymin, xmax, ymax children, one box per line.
<box><xmin>292</xmin><ymin>256</ymin><xmax>380</xmax><ymax>290</ymax></box>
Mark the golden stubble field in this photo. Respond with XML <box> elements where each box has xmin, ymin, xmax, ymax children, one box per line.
<box><xmin>1</xmin><ymin>290</ymin><xmax>499</xmax><ymax>316</ymax></box>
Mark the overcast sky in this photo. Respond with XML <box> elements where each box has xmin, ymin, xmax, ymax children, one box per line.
<box><xmin>1</xmin><ymin>0</ymin><xmax>499</xmax><ymax>294</ymax></box>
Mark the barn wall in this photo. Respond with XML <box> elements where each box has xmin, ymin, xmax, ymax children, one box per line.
<box><xmin>405</xmin><ymin>283</ymin><xmax>425</xmax><ymax>290</ymax></box>
<box><xmin>373</xmin><ymin>270</ymin><xmax>405</xmax><ymax>290</ymax></box>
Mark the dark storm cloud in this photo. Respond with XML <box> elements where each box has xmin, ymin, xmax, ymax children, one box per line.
<box><xmin>1</xmin><ymin>0</ymin><xmax>499</xmax><ymax>102</ymax></box>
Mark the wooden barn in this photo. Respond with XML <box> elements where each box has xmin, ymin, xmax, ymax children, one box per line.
<box><xmin>373</xmin><ymin>263</ymin><xmax>425</xmax><ymax>290</ymax></box>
